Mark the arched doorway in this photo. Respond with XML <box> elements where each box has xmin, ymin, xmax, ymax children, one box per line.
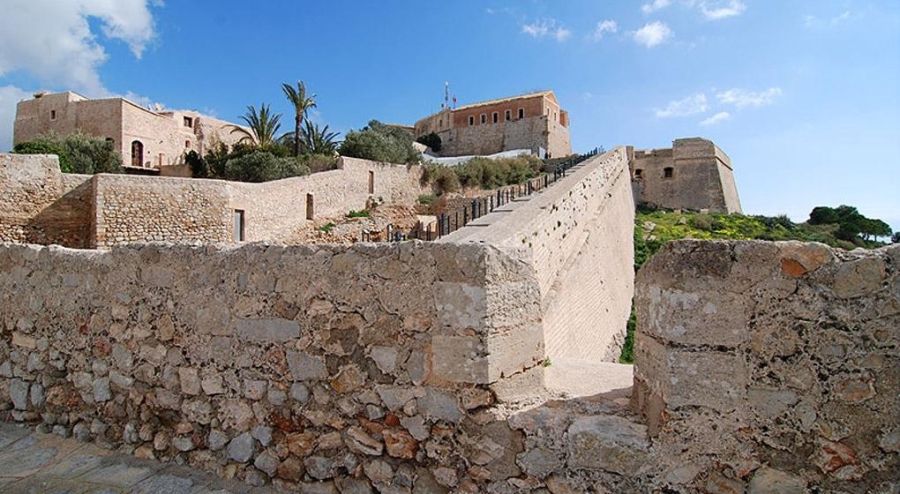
<box><xmin>131</xmin><ymin>140</ymin><xmax>144</xmax><ymax>167</ymax></box>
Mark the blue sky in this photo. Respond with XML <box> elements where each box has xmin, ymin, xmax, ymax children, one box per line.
<box><xmin>1</xmin><ymin>1</ymin><xmax>898</xmax><ymax>230</ymax></box>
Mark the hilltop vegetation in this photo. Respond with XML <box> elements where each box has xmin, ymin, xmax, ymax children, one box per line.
<box><xmin>620</xmin><ymin>205</ymin><xmax>894</xmax><ymax>363</ymax></box>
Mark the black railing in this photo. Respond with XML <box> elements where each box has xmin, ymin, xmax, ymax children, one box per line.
<box><xmin>429</xmin><ymin>148</ymin><xmax>602</xmax><ymax>239</ymax></box>
<box><xmin>365</xmin><ymin>148</ymin><xmax>603</xmax><ymax>243</ymax></box>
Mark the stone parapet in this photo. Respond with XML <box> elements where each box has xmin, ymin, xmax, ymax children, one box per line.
<box><xmin>633</xmin><ymin>240</ymin><xmax>899</xmax><ymax>492</ymax></box>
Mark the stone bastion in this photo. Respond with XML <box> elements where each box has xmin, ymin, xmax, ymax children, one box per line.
<box><xmin>0</xmin><ymin>145</ymin><xmax>897</xmax><ymax>493</ymax></box>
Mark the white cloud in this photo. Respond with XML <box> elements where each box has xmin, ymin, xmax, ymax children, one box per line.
<box><xmin>804</xmin><ymin>11</ymin><xmax>853</xmax><ymax>29</ymax></box>
<box><xmin>655</xmin><ymin>93</ymin><xmax>708</xmax><ymax>118</ymax></box>
<box><xmin>591</xmin><ymin>20</ymin><xmax>618</xmax><ymax>41</ymax></box>
<box><xmin>700</xmin><ymin>111</ymin><xmax>731</xmax><ymax>126</ymax></box>
<box><xmin>522</xmin><ymin>19</ymin><xmax>571</xmax><ymax>42</ymax></box>
<box><xmin>634</xmin><ymin>21</ymin><xmax>673</xmax><ymax>48</ymax></box>
<box><xmin>0</xmin><ymin>85</ymin><xmax>35</xmax><ymax>151</ymax></box>
<box><xmin>716</xmin><ymin>87</ymin><xmax>782</xmax><ymax>108</ymax></box>
<box><xmin>0</xmin><ymin>0</ymin><xmax>157</xmax><ymax>96</ymax></box>
<box><xmin>695</xmin><ymin>0</ymin><xmax>746</xmax><ymax>20</ymax></box>
<box><xmin>642</xmin><ymin>0</ymin><xmax>672</xmax><ymax>14</ymax></box>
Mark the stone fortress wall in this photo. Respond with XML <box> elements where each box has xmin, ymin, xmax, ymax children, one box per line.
<box><xmin>629</xmin><ymin>137</ymin><xmax>742</xmax><ymax>213</ymax></box>
<box><xmin>0</xmin><ymin>144</ymin><xmax>896</xmax><ymax>492</ymax></box>
<box><xmin>12</xmin><ymin>92</ymin><xmax>246</xmax><ymax>169</ymax></box>
<box><xmin>0</xmin><ymin>153</ymin><xmax>427</xmax><ymax>248</ymax></box>
<box><xmin>633</xmin><ymin>240</ymin><xmax>898</xmax><ymax>493</ymax></box>
<box><xmin>443</xmin><ymin>148</ymin><xmax>636</xmax><ymax>367</ymax></box>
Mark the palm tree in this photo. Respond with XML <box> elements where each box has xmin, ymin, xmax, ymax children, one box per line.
<box><xmin>282</xmin><ymin>81</ymin><xmax>317</xmax><ymax>157</ymax></box>
<box><xmin>301</xmin><ymin>120</ymin><xmax>341</xmax><ymax>155</ymax></box>
<box><xmin>230</xmin><ymin>104</ymin><xmax>282</xmax><ymax>148</ymax></box>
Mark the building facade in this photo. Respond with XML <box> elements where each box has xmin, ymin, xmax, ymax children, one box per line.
<box><xmin>13</xmin><ymin>92</ymin><xmax>245</xmax><ymax>172</ymax></box>
<box><xmin>413</xmin><ymin>90</ymin><xmax>572</xmax><ymax>159</ymax></box>
<box><xmin>628</xmin><ymin>137</ymin><xmax>742</xmax><ymax>214</ymax></box>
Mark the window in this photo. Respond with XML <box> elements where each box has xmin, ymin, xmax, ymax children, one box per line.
<box><xmin>480</xmin><ymin>114</ymin><xmax>486</xmax><ymax>124</ymax></box>
<box><xmin>492</xmin><ymin>112</ymin><xmax>499</xmax><ymax>124</ymax></box>
<box><xmin>306</xmin><ymin>193</ymin><xmax>315</xmax><ymax>220</ymax></box>
<box><xmin>664</xmin><ymin>167</ymin><xmax>674</xmax><ymax>178</ymax></box>
<box><xmin>183</xmin><ymin>116</ymin><xmax>193</xmax><ymax>128</ymax></box>
<box><xmin>130</xmin><ymin>140</ymin><xmax>143</xmax><ymax>167</ymax></box>
<box><xmin>505</xmin><ymin>110</ymin><xmax>511</xmax><ymax>121</ymax></box>
<box><xmin>634</xmin><ymin>169</ymin><xmax>643</xmax><ymax>178</ymax></box>
<box><xmin>439</xmin><ymin>118</ymin><xmax>443</xmax><ymax>128</ymax></box>
<box><xmin>468</xmin><ymin>115</ymin><xmax>474</xmax><ymax>126</ymax></box>
<box><xmin>518</xmin><ymin>108</ymin><xmax>524</xmax><ymax>119</ymax></box>
<box><xmin>50</xmin><ymin>110</ymin><xmax>57</xmax><ymax>120</ymax></box>
<box><xmin>232</xmin><ymin>210</ymin><xmax>245</xmax><ymax>242</ymax></box>
<box><xmin>368</xmin><ymin>171</ymin><xmax>375</xmax><ymax>194</ymax></box>
<box><xmin>184</xmin><ymin>140</ymin><xmax>191</xmax><ymax>148</ymax></box>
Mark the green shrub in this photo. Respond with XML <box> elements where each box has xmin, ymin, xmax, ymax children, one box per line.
<box><xmin>417</xmin><ymin>194</ymin><xmax>436</xmax><ymax>205</ymax></box>
<box><xmin>222</xmin><ymin>151</ymin><xmax>309</xmax><ymax>183</ymax></box>
<box><xmin>690</xmin><ymin>214</ymin><xmax>714</xmax><ymax>231</ymax></box>
<box><xmin>14</xmin><ymin>133</ymin><xmax>122</xmax><ymax>174</ymax></box>
<box><xmin>453</xmin><ymin>155</ymin><xmax>543</xmax><ymax>189</ymax></box>
<box><xmin>339</xmin><ymin>120</ymin><xmax>420</xmax><ymax>164</ymax></box>
<box><xmin>416</xmin><ymin>132</ymin><xmax>442</xmax><ymax>152</ymax></box>
<box><xmin>346</xmin><ymin>209</ymin><xmax>370</xmax><ymax>218</ymax></box>
<box><xmin>302</xmin><ymin>154</ymin><xmax>339</xmax><ymax>173</ymax></box>
<box><xmin>424</xmin><ymin>165</ymin><xmax>460</xmax><ymax>195</ymax></box>
<box><xmin>318</xmin><ymin>222</ymin><xmax>336</xmax><ymax>233</ymax></box>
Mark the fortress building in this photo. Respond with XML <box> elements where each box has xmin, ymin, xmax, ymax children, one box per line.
<box><xmin>13</xmin><ymin>91</ymin><xmax>245</xmax><ymax>172</ymax></box>
<box><xmin>413</xmin><ymin>90</ymin><xmax>572</xmax><ymax>159</ymax></box>
<box><xmin>628</xmin><ymin>137</ymin><xmax>742</xmax><ymax>214</ymax></box>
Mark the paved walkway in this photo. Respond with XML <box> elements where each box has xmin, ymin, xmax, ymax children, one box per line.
<box><xmin>0</xmin><ymin>422</ymin><xmax>271</xmax><ymax>494</ymax></box>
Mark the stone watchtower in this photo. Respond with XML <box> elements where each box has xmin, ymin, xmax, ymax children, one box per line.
<box><xmin>628</xmin><ymin>137</ymin><xmax>742</xmax><ymax>213</ymax></box>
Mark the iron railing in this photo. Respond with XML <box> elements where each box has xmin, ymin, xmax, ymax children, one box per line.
<box><xmin>365</xmin><ymin>148</ymin><xmax>603</xmax><ymax>242</ymax></box>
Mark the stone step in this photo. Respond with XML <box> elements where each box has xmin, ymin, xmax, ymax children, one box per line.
<box><xmin>544</xmin><ymin>359</ymin><xmax>634</xmax><ymax>400</ymax></box>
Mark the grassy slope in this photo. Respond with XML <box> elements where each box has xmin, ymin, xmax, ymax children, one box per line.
<box><xmin>619</xmin><ymin>209</ymin><xmax>883</xmax><ymax>363</ymax></box>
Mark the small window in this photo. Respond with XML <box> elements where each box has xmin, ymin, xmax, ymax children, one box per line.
<box><xmin>184</xmin><ymin>140</ymin><xmax>191</xmax><ymax>148</ymax></box>
<box><xmin>50</xmin><ymin>110</ymin><xmax>57</xmax><ymax>120</ymax></box>
<box><xmin>368</xmin><ymin>171</ymin><xmax>375</xmax><ymax>194</ymax></box>
<box><xmin>480</xmin><ymin>114</ymin><xmax>486</xmax><ymax>124</ymax></box>
<box><xmin>439</xmin><ymin>118</ymin><xmax>443</xmax><ymax>128</ymax></box>
<box><xmin>468</xmin><ymin>115</ymin><xmax>474</xmax><ymax>126</ymax></box>
<box><xmin>664</xmin><ymin>167</ymin><xmax>674</xmax><ymax>178</ymax></box>
<box><xmin>232</xmin><ymin>210</ymin><xmax>245</xmax><ymax>242</ymax></box>
<box><xmin>505</xmin><ymin>110</ymin><xmax>511</xmax><ymax>121</ymax></box>
<box><xmin>183</xmin><ymin>116</ymin><xmax>193</xmax><ymax>128</ymax></box>
<box><xmin>634</xmin><ymin>169</ymin><xmax>643</xmax><ymax>178</ymax></box>
<box><xmin>518</xmin><ymin>108</ymin><xmax>524</xmax><ymax>119</ymax></box>
<box><xmin>492</xmin><ymin>112</ymin><xmax>499</xmax><ymax>124</ymax></box>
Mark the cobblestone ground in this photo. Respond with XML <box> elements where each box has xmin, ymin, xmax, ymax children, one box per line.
<box><xmin>0</xmin><ymin>422</ymin><xmax>273</xmax><ymax>494</ymax></box>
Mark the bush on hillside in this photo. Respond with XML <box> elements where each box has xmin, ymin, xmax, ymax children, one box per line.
<box><xmin>338</xmin><ymin>120</ymin><xmax>420</xmax><ymax>164</ymax></box>
<box><xmin>222</xmin><ymin>151</ymin><xmax>310</xmax><ymax>183</ymax></box>
<box><xmin>453</xmin><ymin>155</ymin><xmax>544</xmax><ymax>189</ymax></box>
<box><xmin>421</xmin><ymin>165</ymin><xmax>460</xmax><ymax>195</ymax></box>
<box><xmin>14</xmin><ymin>133</ymin><xmax>122</xmax><ymax>174</ymax></box>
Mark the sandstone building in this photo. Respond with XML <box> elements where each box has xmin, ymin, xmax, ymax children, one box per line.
<box><xmin>628</xmin><ymin>137</ymin><xmax>742</xmax><ymax>213</ymax></box>
<box><xmin>413</xmin><ymin>90</ymin><xmax>572</xmax><ymax>159</ymax></box>
<box><xmin>12</xmin><ymin>91</ymin><xmax>246</xmax><ymax>172</ymax></box>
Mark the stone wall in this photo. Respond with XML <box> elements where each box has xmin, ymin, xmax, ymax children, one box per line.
<box><xmin>630</xmin><ymin>137</ymin><xmax>742</xmax><ymax>213</ymax></box>
<box><xmin>633</xmin><ymin>240</ymin><xmax>899</xmax><ymax>492</ymax></box>
<box><xmin>0</xmin><ymin>153</ymin><xmax>427</xmax><ymax>248</ymax></box>
<box><xmin>92</xmin><ymin>174</ymin><xmax>232</xmax><ymax>246</ymax></box>
<box><xmin>0</xmin><ymin>154</ymin><xmax>92</xmax><ymax>248</ymax></box>
<box><xmin>442</xmin><ymin>148</ymin><xmax>635</xmax><ymax>368</ymax></box>
<box><xmin>0</xmin><ymin>241</ymin><xmax>546</xmax><ymax>491</ymax></box>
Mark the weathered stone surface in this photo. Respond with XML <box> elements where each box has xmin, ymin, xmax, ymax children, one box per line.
<box><xmin>227</xmin><ymin>432</ymin><xmax>255</xmax><ymax>463</ymax></box>
<box><xmin>567</xmin><ymin>415</ymin><xmax>649</xmax><ymax>475</ymax></box>
<box><xmin>418</xmin><ymin>388</ymin><xmax>462</xmax><ymax>423</ymax></box>
<box><xmin>254</xmin><ymin>450</ymin><xmax>280</xmax><ymax>476</ymax></box>
<box><xmin>9</xmin><ymin>379</ymin><xmax>29</xmax><ymax>410</ymax></box>
<box><xmin>234</xmin><ymin>317</ymin><xmax>300</xmax><ymax>343</ymax></box>
<box><xmin>748</xmin><ymin>467</ymin><xmax>806</xmax><ymax>494</ymax></box>
<box><xmin>383</xmin><ymin>429</ymin><xmax>417</xmax><ymax>459</ymax></box>
<box><xmin>178</xmin><ymin>367</ymin><xmax>201</xmax><ymax>395</ymax></box>
<box><xmin>287</xmin><ymin>351</ymin><xmax>327</xmax><ymax>381</ymax></box>
<box><xmin>346</xmin><ymin>426</ymin><xmax>383</xmax><ymax>456</ymax></box>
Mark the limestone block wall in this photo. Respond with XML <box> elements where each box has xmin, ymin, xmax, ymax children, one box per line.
<box><xmin>633</xmin><ymin>240</ymin><xmax>899</xmax><ymax>492</ymax></box>
<box><xmin>0</xmin><ymin>154</ymin><xmax>92</xmax><ymax>248</ymax></box>
<box><xmin>0</xmin><ymin>241</ymin><xmax>545</xmax><ymax>491</ymax></box>
<box><xmin>92</xmin><ymin>174</ymin><xmax>232</xmax><ymax>246</ymax></box>
<box><xmin>442</xmin><ymin>148</ymin><xmax>635</xmax><ymax>366</ymax></box>
<box><xmin>227</xmin><ymin>157</ymin><xmax>427</xmax><ymax>242</ymax></box>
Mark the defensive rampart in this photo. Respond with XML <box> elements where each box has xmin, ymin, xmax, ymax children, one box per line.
<box><xmin>0</xmin><ymin>154</ymin><xmax>426</xmax><ymax>248</ymax></box>
<box><xmin>633</xmin><ymin>240</ymin><xmax>898</xmax><ymax>492</ymax></box>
